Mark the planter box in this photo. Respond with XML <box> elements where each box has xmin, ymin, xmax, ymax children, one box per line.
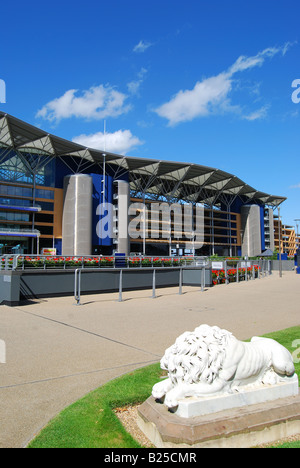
<box><xmin>0</xmin><ymin>267</ymin><xmax>212</xmax><ymax>306</ymax></box>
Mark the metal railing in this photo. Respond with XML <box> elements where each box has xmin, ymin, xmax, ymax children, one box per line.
<box><xmin>73</xmin><ymin>259</ymin><xmax>271</xmax><ymax>306</ymax></box>
<box><xmin>0</xmin><ymin>254</ymin><xmax>274</xmax><ymax>306</ymax></box>
<box><xmin>211</xmin><ymin>259</ymin><xmax>271</xmax><ymax>285</ymax></box>
<box><xmin>0</xmin><ymin>254</ymin><xmax>272</xmax><ymax>283</ymax></box>
<box><xmin>74</xmin><ymin>264</ymin><xmax>208</xmax><ymax>306</ymax></box>
<box><xmin>0</xmin><ymin>254</ymin><xmax>208</xmax><ymax>271</ymax></box>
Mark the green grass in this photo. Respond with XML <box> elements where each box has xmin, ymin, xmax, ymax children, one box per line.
<box><xmin>27</xmin><ymin>363</ymin><xmax>162</xmax><ymax>448</ymax></box>
<box><xmin>27</xmin><ymin>326</ymin><xmax>300</xmax><ymax>448</ymax></box>
<box><xmin>260</xmin><ymin>326</ymin><xmax>300</xmax><ymax>448</ymax></box>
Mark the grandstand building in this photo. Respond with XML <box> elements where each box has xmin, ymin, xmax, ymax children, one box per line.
<box><xmin>0</xmin><ymin>112</ymin><xmax>287</xmax><ymax>258</ymax></box>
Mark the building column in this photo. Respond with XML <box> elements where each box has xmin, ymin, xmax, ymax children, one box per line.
<box><xmin>62</xmin><ymin>174</ymin><xmax>93</xmax><ymax>256</ymax></box>
<box><xmin>240</xmin><ymin>204</ymin><xmax>262</xmax><ymax>257</ymax></box>
<box><xmin>115</xmin><ymin>180</ymin><xmax>130</xmax><ymax>256</ymax></box>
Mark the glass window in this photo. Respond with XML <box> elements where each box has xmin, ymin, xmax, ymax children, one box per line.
<box><xmin>35</xmin><ymin>213</ymin><xmax>53</xmax><ymax>223</ymax></box>
<box><xmin>0</xmin><ymin>197</ymin><xmax>31</xmax><ymax>207</ymax></box>
<box><xmin>0</xmin><ymin>185</ymin><xmax>33</xmax><ymax>198</ymax></box>
<box><xmin>38</xmin><ymin>225</ymin><xmax>53</xmax><ymax>235</ymax></box>
<box><xmin>35</xmin><ymin>189</ymin><xmax>55</xmax><ymax>200</ymax></box>
<box><xmin>15</xmin><ymin>187</ymin><xmax>23</xmax><ymax>197</ymax></box>
<box><xmin>0</xmin><ymin>212</ymin><xmax>30</xmax><ymax>222</ymax></box>
<box><xmin>37</xmin><ymin>201</ymin><xmax>54</xmax><ymax>211</ymax></box>
<box><xmin>22</xmin><ymin>187</ymin><xmax>33</xmax><ymax>197</ymax></box>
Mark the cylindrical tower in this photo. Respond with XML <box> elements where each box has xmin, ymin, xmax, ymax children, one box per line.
<box><xmin>116</xmin><ymin>180</ymin><xmax>130</xmax><ymax>256</ymax></box>
<box><xmin>62</xmin><ymin>174</ymin><xmax>93</xmax><ymax>256</ymax></box>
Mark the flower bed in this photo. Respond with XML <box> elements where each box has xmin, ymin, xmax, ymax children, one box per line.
<box><xmin>212</xmin><ymin>266</ymin><xmax>260</xmax><ymax>285</ymax></box>
<box><xmin>128</xmin><ymin>257</ymin><xmax>181</xmax><ymax>267</ymax></box>
<box><xmin>1</xmin><ymin>255</ymin><xmax>186</xmax><ymax>270</ymax></box>
<box><xmin>0</xmin><ymin>256</ymin><xmax>116</xmax><ymax>269</ymax></box>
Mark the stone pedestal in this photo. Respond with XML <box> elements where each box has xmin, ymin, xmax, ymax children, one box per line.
<box><xmin>175</xmin><ymin>375</ymin><xmax>299</xmax><ymax>418</ymax></box>
<box><xmin>137</xmin><ymin>388</ymin><xmax>300</xmax><ymax>448</ymax></box>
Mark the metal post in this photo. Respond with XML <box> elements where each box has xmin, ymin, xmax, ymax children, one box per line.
<box><xmin>236</xmin><ymin>262</ymin><xmax>239</xmax><ymax>283</ymax></box>
<box><xmin>201</xmin><ymin>266</ymin><xmax>205</xmax><ymax>292</ymax></box>
<box><xmin>74</xmin><ymin>269</ymin><xmax>81</xmax><ymax>306</ymax></box>
<box><xmin>143</xmin><ymin>194</ymin><xmax>146</xmax><ymax>256</ymax></box>
<box><xmin>31</xmin><ymin>174</ymin><xmax>36</xmax><ymax>255</ymax></box>
<box><xmin>118</xmin><ymin>269</ymin><xmax>123</xmax><ymax>302</ymax></box>
<box><xmin>224</xmin><ymin>260</ymin><xmax>228</xmax><ymax>285</ymax></box>
<box><xmin>278</xmin><ymin>206</ymin><xmax>282</xmax><ymax>278</ymax></box>
<box><xmin>179</xmin><ymin>267</ymin><xmax>182</xmax><ymax>295</ymax></box>
<box><xmin>152</xmin><ymin>269</ymin><xmax>156</xmax><ymax>298</ymax></box>
<box><xmin>13</xmin><ymin>255</ymin><xmax>20</xmax><ymax>270</ymax></box>
<box><xmin>252</xmin><ymin>264</ymin><xmax>255</xmax><ymax>280</ymax></box>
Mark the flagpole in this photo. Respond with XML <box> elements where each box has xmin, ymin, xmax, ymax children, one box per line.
<box><xmin>102</xmin><ymin>120</ymin><xmax>106</xmax><ymax>209</ymax></box>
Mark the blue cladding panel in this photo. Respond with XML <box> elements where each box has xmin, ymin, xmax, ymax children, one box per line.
<box><xmin>55</xmin><ymin>158</ymin><xmax>73</xmax><ymax>189</ymax></box>
<box><xmin>91</xmin><ymin>173</ymin><xmax>113</xmax><ymax>247</ymax></box>
<box><xmin>228</xmin><ymin>198</ymin><xmax>243</xmax><ymax>214</ymax></box>
<box><xmin>54</xmin><ymin>238</ymin><xmax>62</xmax><ymax>256</ymax></box>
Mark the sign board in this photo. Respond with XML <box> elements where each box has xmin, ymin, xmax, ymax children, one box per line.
<box><xmin>241</xmin><ymin>261</ymin><xmax>251</xmax><ymax>268</ymax></box>
<box><xmin>211</xmin><ymin>261</ymin><xmax>224</xmax><ymax>270</ymax></box>
<box><xmin>115</xmin><ymin>253</ymin><xmax>126</xmax><ymax>267</ymax></box>
<box><xmin>41</xmin><ymin>248</ymin><xmax>56</xmax><ymax>256</ymax></box>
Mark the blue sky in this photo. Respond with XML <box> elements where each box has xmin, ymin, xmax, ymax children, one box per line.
<box><xmin>1</xmin><ymin>0</ymin><xmax>300</xmax><ymax>228</ymax></box>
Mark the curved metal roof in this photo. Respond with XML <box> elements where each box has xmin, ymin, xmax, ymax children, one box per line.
<box><xmin>0</xmin><ymin>112</ymin><xmax>286</xmax><ymax>207</ymax></box>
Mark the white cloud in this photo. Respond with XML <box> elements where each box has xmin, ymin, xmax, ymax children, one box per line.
<box><xmin>155</xmin><ymin>73</ymin><xmax>232</xmax><ymax>125</ymax></box>
<box><xmin>290</xmin><ymin>183</ymin><xmax>300</xmax><ymax>189</ymax></box>
<box><xmin>228</xmin><ymin>45</ymin><xmax>291</xmax><ymax>75</ymax></box>
<box><xmin>36</xmin><ymin>84</ymin><xmax>131</xmax><ymax>122</ymax></box>
<box><xmin>242</xmin><ymin>105</ymin><xmax>269</xmax><ymax>121</ymax></box>
<box><xmin>127</xmin><ymin>68</ymin><xmax>147</xmax><ymax>95</ymax></box>
<box><xmin>133</xmin><ymin>40</ymin><xmax>152</xmax><ymax>53</ymax></box>
<box><xmin>154</xmin><ymin>42</ymin><xmax>294</xmax><ymax>126</ymax></box>
<box><xmin>72</xmin><ymin>129</ymin><xmax>143</xmax><ymax>155</ymax></box>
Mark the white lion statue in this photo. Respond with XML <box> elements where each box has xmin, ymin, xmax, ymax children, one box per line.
<box><xmin>152</xmin><ymin>324</ymin><xmax>295</xmax><ymax>409</ymax></box>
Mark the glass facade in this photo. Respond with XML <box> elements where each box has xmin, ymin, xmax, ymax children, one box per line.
<box><xmin>0</xmin><ymin>184</ymin><xmax>33</xmax><ymax>198</ymax></box>
<box><xmin>0</xmin><ymin>147</ymin><xmax>57</xmax><ymax>254</ymax></box>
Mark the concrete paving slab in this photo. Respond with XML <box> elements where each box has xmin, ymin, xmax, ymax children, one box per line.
<box><xmin>0</xmin><ymin>271</ymin><xmax>299</xmax><ymax>448</ymax></box>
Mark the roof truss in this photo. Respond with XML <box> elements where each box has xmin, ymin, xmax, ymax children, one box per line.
<box><xmin>0</xmin><ymin>112</ymin><xmax>286</xmax><ymax>208</ymax></box>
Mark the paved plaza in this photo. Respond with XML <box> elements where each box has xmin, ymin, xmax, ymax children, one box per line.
<box><xmin>0</xmin><ymin>271</ymin><xmax>299</xmax><ymax>448</ymax></box>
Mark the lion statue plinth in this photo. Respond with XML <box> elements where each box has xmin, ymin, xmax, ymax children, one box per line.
<box><xmin>152</xmin><ymin>324</ymin><xmax>296</xmax><ymax>409</ymax></box>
